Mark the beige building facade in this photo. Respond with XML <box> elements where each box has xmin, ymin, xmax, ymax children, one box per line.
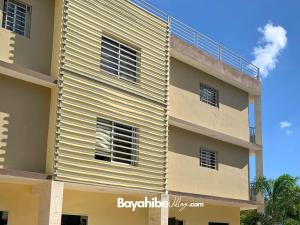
<box><xmin>0</xmin><ymin>0</ymin><xmax>263</xmax><ymax>225</ymax></box>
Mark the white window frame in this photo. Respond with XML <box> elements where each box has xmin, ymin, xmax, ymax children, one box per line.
<box><xmin>200</xmin><ymin>148</ymin><xmax>217</xmax><ymax>170</ymax></box>
<box><xmin>199</xmin><ymin>83</ymin><xmax>219</xmax><ymax>107</ymax></box>
<box><xmin>100</xmin><ymin>36</ymin><xmax>138</xmax><ymax>83</ymax></box>
<box><xmin>95</xmin><ymin>118</ymin><xmax>137</xmax><ymax>166</ymax></box>
<box><xmin>1</xmin><ymin>0</ymin><xmax>31</xmax><ymax>37</ymax></box>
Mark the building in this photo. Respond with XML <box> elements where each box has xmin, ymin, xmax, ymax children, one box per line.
<box><xmin>0</xmin><ymin>0</ymin><xmax>263</xmax><ymax>224</ymax></box>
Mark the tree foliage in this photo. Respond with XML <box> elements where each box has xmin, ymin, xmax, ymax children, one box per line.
<box><xmin>241</xmin><ymin>174</ymin><xmax>300</xmax><ymax>225</ymax></box>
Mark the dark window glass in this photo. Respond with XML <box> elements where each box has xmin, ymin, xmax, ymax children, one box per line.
<box><xmin>100</xmin><ymin>36</ymin><xmax>138</xmax><ymax>83</ymax></box>
<box><xmin>0</xmin><ymin>211</ymin><xmax>8</xmax><ymax>225</ymax></box>
<box><xmin>2</xmin><ymin>0</ymin><xmax>31</xmax><ymax>37</ymax></box>
<box><xmin>61</xmin><ymin>215</ymin><xmax>88</xmax><ymax>225</ymax></box>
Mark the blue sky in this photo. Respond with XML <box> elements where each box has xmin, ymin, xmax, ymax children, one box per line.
<box><xmin>145</xmin><ymin>0</ymin><xmax>300</xmax><ymax>180</ymax></box>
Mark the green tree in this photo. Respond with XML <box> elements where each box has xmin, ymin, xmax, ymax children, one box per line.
<box><xmin>241</xmin><ymin>174</ymin><xmax>300</xmax><ymax>225</ymax></box>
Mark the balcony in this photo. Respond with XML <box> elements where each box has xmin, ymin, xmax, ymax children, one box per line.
<box><xmin>249</xmin><ymin>182</ymin><xmax>256</xmax><ymax>201</ymax></box>
<box><xmin>129</xmin><ymin>0</ymin><xmax>260</xmax><ymax>78</ymax></box>
<box><xmin>249</xmin><ymin>127</ymin><xmax>256</xmax><ymax>144</ymax></box>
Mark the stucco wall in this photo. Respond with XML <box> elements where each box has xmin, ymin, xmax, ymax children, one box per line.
<box><xmin>168</xmin><ymin>126</ymin><xmax>249</xmax><ymax>200</ymax></box>
<box><xmin>0</xmin><ymin>76</ymin><xmax>50</xmax><ymax>172</ymax></box>
<box><xmin>63</xmin><ymin>190</ymin><xmax>148</xmax><ymax>225</ymax></box>
<box><xmin>170</xmin><ymin>57</ymin><xmax>250</xmax><ymax>141</ymax></box>
<box><xmin>0</xmin><ymin>183</ymin><xmax>39</xmax><ymax>225</ymax></box>
<box><xmin>169</xmin><ymin>203</ymin><xmax>240</xmax><ymax>225</ymax></box>
<box><xmin>0</xmin><ymin>0</ymin><xmax>54</xmax><ymax>74</ymax></box>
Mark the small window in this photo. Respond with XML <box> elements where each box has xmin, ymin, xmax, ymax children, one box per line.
<box><xmin>0</xmin><ymin>211</ymin><xmax>8</xmax><ymax>225</ymax></box>
<box><xmin>61</xmin><ymin>215</ymin><xmax>88</xmax><ymax>225</ymax></box>
<box><xmin>200</xmin><ymin>83</ymin><xmax>219</xmax><ymax>107</ymax></box>
<box><xmin>95</xmin><ymin>118</ymin><xmax>137</xmax><ymax>166</ymax></box>
<box><xmin>1</xmin><ymin>0</ymin><xmax>31</xmax><ymax>37</ymax></box>
<box><xmin>100</xmin><ymin>36</ymin><xmax>138</xmax><ymax>83</ymax></box>
<box><xmin>200</xmin><ymin>148</ymin><xmax>217</xmax><ymax>170</ymax></box>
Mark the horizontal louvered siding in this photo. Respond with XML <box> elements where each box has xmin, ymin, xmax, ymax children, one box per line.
<box><xmin>54</xmin><ymin>0</ymin><xmax>169</xmax><ymax>192</ymax></box>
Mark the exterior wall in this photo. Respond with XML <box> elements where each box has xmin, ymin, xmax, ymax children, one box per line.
<box><xmin>0</xmin><ymin>183</ymin><xmax>39</xmax><ymax>225</ymax></box>
<box><xmin>0</xmin><ymin>0</ymin><xmax>54</xmax><ymax>74</ymax></box>
<box><xmin>0</xmin><ymin>75</ymin><xmax>50</xmax><ymax>173</ymax></box>
<box><xmin>52</xmin><ymin>0</ymin><xmax>169</xmax><ymax>192</ymax></box>
<box><xmin>170</xmin><ymin>57</ymin><xmax>250</xmax><ymax>141</ymax></box>
<box><xmin>63</xmin><ymin>189</ymin><xmax>148</xmax><ymax>225</ymax></box>
<box><xmin>169</xmin><ymin>204</ymin><xmax>240</xmax><ymax>225</ymax></box>
<box><xmin>168</xmin><ymin>126</ymin><xmax>249</xmax><ymax>200</ymax></box>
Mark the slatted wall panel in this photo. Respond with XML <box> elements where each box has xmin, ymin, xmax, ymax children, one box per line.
<box><xmin>54</xmin><ymin>0</ymin><xmax>169</xmax><ymax>192</ymax></box>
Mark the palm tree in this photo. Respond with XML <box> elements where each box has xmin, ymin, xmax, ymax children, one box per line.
<box><xmin>241</xmin><ymin>174</ymin><xmax>300</xmax><ymax>225</ymax></box>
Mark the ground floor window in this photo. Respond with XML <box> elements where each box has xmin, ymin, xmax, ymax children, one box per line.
<box><xmin>169</xmin><ymin>217</ymin><xmax>184</xmax><ymax>225</ymax></box>
<box><xmin>0</xmin><ymin>211</ymin><xmax>8</xmax><ymax>225</ymax></box>
<box><xmin>61</xmin><ymin>215</ymin><xmax>88</xmax><ymax>225</ymax></box>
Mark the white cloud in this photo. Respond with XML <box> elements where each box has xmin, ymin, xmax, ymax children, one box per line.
<box><xmin>286</xmin><ymin>130</ymin><xmax>293</xmax><ymax>135</ymax></box>
<box><xmin>252</xmin><ymin>22</ymin><xmax>287</xmax><ymax>77</ymax></box>
<box><xmin>280</xmin><ymin>121</ymin><xmax>291</xmax><ymax>129</ymax></box>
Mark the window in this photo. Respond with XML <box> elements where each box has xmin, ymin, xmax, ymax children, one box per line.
<box><xmin>0</xmin><ymin>211</ymin><xmax>8</xmax><ymax>225</ymax></box>
<box><xmin>61</xmin><ymin>215</ymin><xmax>88</xmax><ymax>225</ymax></box>
<box><xmin>169</xmin><ymin>217</ymin><xmax>184</xmax><ymax>225</ymax></box>
<box><xmin>100</xmin><ymin>36</ymin><xmax>138</xmax><ymax>83</ymax></box>
<box><xmin>200</xmin><ymin>148</ymin><xmax>217</xmax><ymax>170</ymax></box>
<box><xmin>95</xmin><ymin>118</ymin><xmax>137</xmax><ymax>166</ymax></box>
<box><xmin>200</xmin><ymin>83</ymin><xmax>219</xmax><ymax>107</ymax></box>
<box><xmin>1</xmin><ymin>0</ymin><xmax>31</xmax><ymax>37</ymax></box>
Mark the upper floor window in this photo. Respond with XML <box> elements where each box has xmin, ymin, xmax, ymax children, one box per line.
<box><xmin>0</xmin><ymin>211</ymin><xmax>8</xmax><ymax>225</ymax></box>
<box><xmin>95</xmin><ymin>118</ymin><xmax>137</xmax><ymax>166</ymax></box>
<box><xmin>199</xmin><ymin>83</ymin><xmax>219</xmax><ymax>107</ymax></box>
<box><xmin>200</xmin><ymin>148</ymin><xmax>217</xmax><ymax>170</ymax></box>
<box><xmin>1</xmin><ymin>0</ymin><xmax>31</xmax><ymax>37</ymax></box>
<box><xmin>100</xmin><ymin>36</ymin><xmax>138</xmax><ymax>83</ymax></box>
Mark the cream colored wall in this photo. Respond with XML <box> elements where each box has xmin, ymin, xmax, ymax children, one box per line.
<box><xmin>0</xmin><ymin>183</ymin><xmax>39</xmax><ymax>225</ymax></box>
<box><xmin>169</xmin><ymin>203</ymin><xmax>240</xmax><ymax>225</ymax></box>
<box><xmin>170</xmin><ymin>58</ymin><xmax>250</xmax><ymax>141</ymax></box>
<box><xmin>168</xmin><ymin>126</ymin><xmax>249</xmax><ymax>200</ymax></box>
<box><xmin>0</xmin><ymin>75</ymin><xmax>50</xmax><ymax>172</ymax></box>
<box><xmin>63</xmin><ymin>189</ymin><xmax>148</xmax><ymax>225</ymax></box>
<box><xmin>53</xmin><ymin>0</ymin><xmax>169</xmax><ymax>192</ymax></box>
<box><xmin>0</xmin><ymin>0</ymin><xmax>54</xmax><ymax>74</ymax></box>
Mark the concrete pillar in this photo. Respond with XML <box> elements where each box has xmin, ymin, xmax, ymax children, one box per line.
<box><xmin>254</xmin><ymin>95</ymin><xmax>264</xmax><ymax>213</ymax></box>
<box><xmin>148</xmin><ymin>194</ymin><xmax>169</xmax><ymax>225</ymax></box>
<box><xmin>33</xmin><ymin>180</ymin><xmax>64</xmax><ymax>225</ymax></box>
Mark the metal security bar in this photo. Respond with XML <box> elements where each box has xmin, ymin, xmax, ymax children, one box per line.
<box><xmin>200</xmin><ymin>83</ymin><xmax>219</xmax><ymax>107</ymax></box>
<box><xmin>1</xmin><ymin>0</ymin><xmax>31</xmax><ymax>37</ymax></box>
<box><xmin>200</xmin><ymin>148</ymin><xmax>217</xmax><ymax>170</ymax></box>
<box><xmin>129</xmin><ymin>0</ymin><xmax>260</xmax><ymax>78</ymax></box>
<box><xmin>95</xmin><ymin>118</ymin><xmax>137</xmax><ymax>166</ymax></box>
<box><xmin>100</xmin><ymin>36</ymin><xmax>138</xmax><ymax>83</ymax></box>
<box><xmin>249</xmin><ymin>126</ymin><xmax>256</xmax><ymax>143</ymax></box>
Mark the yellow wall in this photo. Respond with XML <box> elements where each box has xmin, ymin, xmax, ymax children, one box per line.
<box><xmin>63</xmin><ymin>189</ymin><xmax>148</xmax><ymax>225</ymax></box>
<box><xmin>168</xmin><ymin>126</ymin><xmax>249</xmax><ymax>200</ymax></box>
<box><xmin>0</xmin><ymin>0</ymin><xmax>54</xmax><ymax>74</ymax></box>
<box><xmin>0</xmin><ymin>183</ymin><xmax>38</xmax><ymax>225</ymax></box>
<box><xmin>170</xmin><ymin>203</ymin><xmax>240</xmax><ymax>225</ymax></box>
<box><xmin>0</xmin><ymin>76</ymin><xmax>50</xmax><ymax>173</ymax></box>
<box><xmin>170</xmin><ymin>58</ymin><xmax>250</xmax><ymax>141</ymax></box>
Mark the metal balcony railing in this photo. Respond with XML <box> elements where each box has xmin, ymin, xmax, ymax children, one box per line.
<box><xmin>249</xmin><ymin>126</ymin><xmax>256</xmax><ymax>143</ymax></box>
<box><xmin>249</xmin><ymin>182</ymin><xmax>256</xmax><ymax>201</ymax></box>
<box><xmin>129</xmin><ymin>0</ymin><xmax>260</xmax><ymax>79</ymax></box>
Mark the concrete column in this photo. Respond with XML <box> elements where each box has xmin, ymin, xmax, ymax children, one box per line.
<box><xmin>148</xmin><ymin>194</ymin><xmax>169</xmax><ymax>225</ymax></box>
<box><xmin>254</xmin><ymin>95</ymin><xmax>264</xmax><ymax>213</ymax></box>
<box><xmin>33</xmin><ymin>180</ymin><xmax>64</xmax><ymax>225</ymax></box>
